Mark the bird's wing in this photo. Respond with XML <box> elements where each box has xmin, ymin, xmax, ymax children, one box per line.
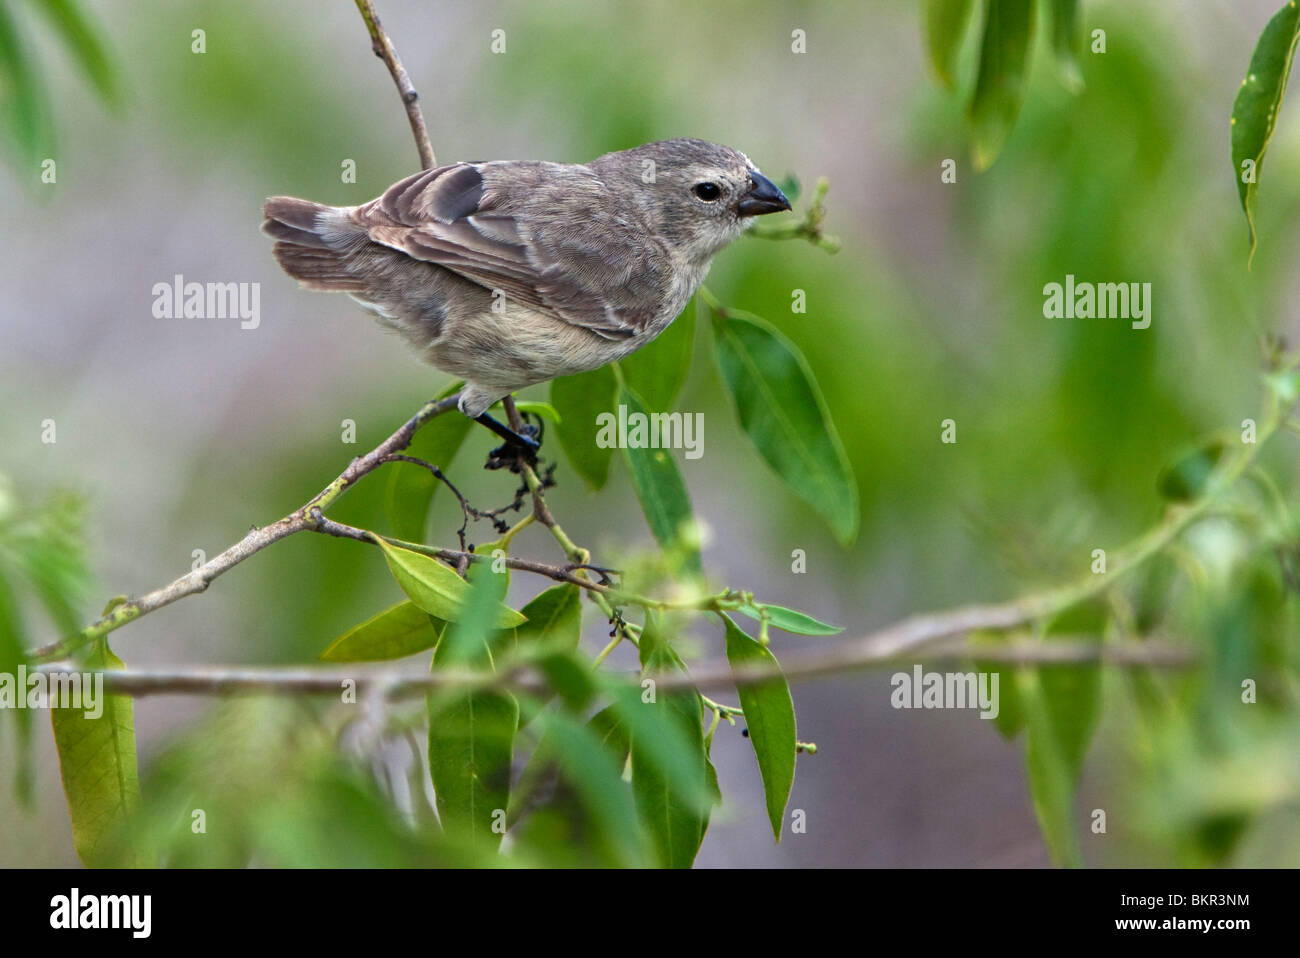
<box><xmin>357</xmin><ymin>163</ymin><xmax>664</xmax><ymax>340</ymax></box>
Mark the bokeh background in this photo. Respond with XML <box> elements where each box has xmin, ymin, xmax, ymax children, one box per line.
<box><xmin>3</xmin><ymin>0</ymin><xmax>1299</xmax><ymax>866</ymax></box>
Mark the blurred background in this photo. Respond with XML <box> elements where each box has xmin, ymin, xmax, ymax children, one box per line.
<box><xmin>2</xmin><ymin>0</ymin><xmax>1299</xmax><ymax>866</ymax></box>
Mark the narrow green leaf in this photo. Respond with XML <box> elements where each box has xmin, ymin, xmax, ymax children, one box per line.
<box><xmin>723</xmin><ymin>614</ymin><xmax>796</xmax><ymax>842</ymax></box>
<box><xmin>1231</xmin><ymin>0</ymin><xmax>1300</xmax><ymax>263</ymax></box>
<box><xmin>320</xmin><ymin>600</ymin><xmax>443</xmax><ymax>662</ymax></box>
<box><xmin>974</xmin><ymin>662</ymin><xmax>1024</xmax><ymax>740</ymax></box>
<box><xmin>1018</xmin><ymin>660</ymin><xmax>1100</xmax><ymax>867</ymax></box>
<box><xmin>627</xmin><ymin>614</ymin><xmax>711</xmax><ymax>867</ymax></box>
<box><xmin>51</xmin><ymin>639</ymin><xmax>145</xmax><ymax>867</ymax></box>
<box><xmin>924</xmin><ymin>0</ymin><xmax>974</xmax><ymax>88</ymax></box>
<box><xmin>372</xmin><ymin>537</ymin><xmax>525</xmax><ymax>628</ymax></box>
<box><xmin>0</xmin><ymin>0</ymin><xmax>52</xmax><ymax>168</ymax></box>
<box><xmin>1038</xmin><ymin>662</ymin><xmax>1101</xmax><ymax>778</ymax></box>
<box><xmin>531</xmin><ymin>709</ymin><xmax>648</xmax><ymax>866</ymax></box>
<box><xmin>427</xmin><ymin>565</ymin><xmax>518</xmax><ymax>850</ymax></box>
<box><xmin>618</xmin><ymin>384</ymin><xmax>703</xmax><ymax>575</ymax></box>
<box><xmin>31</xmin><ymin>0</ymin><xmax>122</xmax><ymax>105</ymax></box>
<box><xmin>550</xmin><ymin>365</ymin><xmax>618</xmax><ymax>488</ymax></box>
<box><xmin>967</xmin><ymin>0</ymin><xmax>1037</xmax><ymax>171</ymax></box>
<box><xmin>701</xmin><ymin>753</ymin><xmax>722</xmax><ymax>849</ymax></box>
<box><xmin>384</xmin><ymin>381</ymin><xmax>470</xmax><ymax>542</ymax></box>
<box><xmin>0</xmin><ymin>570</ymin><xmax>33</xmax><ymax>803</ymax></box>
<box><xmin>737</xmin><ymin>602</ymin><xmax>844</xmax><ymax>636</ymax></box>
<box><xmin>515</xmin><ymin>584</ymin><xmax>582</xmax><ymax>650</ymax></box>
<box><xmin>619</xmin><ymin>301</ymin><xmax>696</xmax><ymax>413</ymax></box>
<box><xmin>711</xmin><ymin>308</ymin><xmax>858</xmax><ymax>545</ymax></box>
<box><xmin>1048</xmin><ymin>0</ymin><xmax>1084</xmax><ymax>92</ymax></box>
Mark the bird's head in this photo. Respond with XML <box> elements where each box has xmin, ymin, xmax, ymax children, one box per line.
<box><xmin>591</xmin><ymin>138</ymin><xmax>792</xmax><ymax>265</ymax></box>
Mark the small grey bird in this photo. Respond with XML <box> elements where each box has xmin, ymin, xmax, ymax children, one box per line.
<box><xmin>262</xmin><ymin>138</ymin><xmax>791</xmax><ymax>449</ymax></box>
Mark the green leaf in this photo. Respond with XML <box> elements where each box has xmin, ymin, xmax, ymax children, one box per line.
<box><xmin>627</xmin><ymin>614</ymin><xmax>712</xmax><ymax>867</ymax></box>
<box><xmin>320</xmin><ymin>600</ymin><xmax>443</xmax><ymax>662</ymax></box>
<box><xmin>0</xmin><ymin>0</ymin><xmax>51</xmax><ymax>167</ymax></box>
<box><xmin>509</xmin><ymin>399</ymin><xmax>562</xmax><ymax>424</ymax></box>
<box><xmin>427</xmin><ymin>565</ymin><xmax>518</xmax><ymax>850</ymax></box>
<box><xmin>1018</xmin><ymin>659</ymin><xmax>1100</xmax><ymax>867</ymax></box>
<box><xmin>430</xmin><ymin>558</ymin><xmax>514</xmax><ymax>666</ymax></box>
<box><xmin>586</xmin><ymin>703</ymin><xmax>630</xmax><ymax>757</ymax></box>
<box><xmin>427</xmin><ymin>687</ymin><xmax>517</xmax><ymax>849</ymax></box>
<box><xmin>618</xmin><ymin>384</ymin><xmax>703</xmax><ymax>575</ymax></box>
<box><xmin>967</xmin><ymin>0</ymin><xmax>1037</xmax><ymax>171</ymax></box>
<box><xmin>1037</xmin><ymin>662</ymin><xmax>1101</xmax><ymax>776</ymax></box>
<box><xmin>515</xmin><ymin>584</ymin><xmax>582</xmax><ymax>650</ymax></box>
<box><xmin>513</xmin><ymin>587</ymin><xmax>585</xmax><ymax>730</ymax></box>
<box><xmin>1231</xmin><ymin>0</ymin><xmax>1300</xmax><ymax>263</ymax></box>
<box><xmin>31</xmin><ymin>0</ymin><xmax>122</xmax><ymax>106</ymax></box>
<box><xmin>710</xmin><ymin>307</ymin><xmax>858</xmax><ymax>545</ymax></box>
<box><xmin>924</xmin><ymin>0</ymin><xmax>974</xmax><ymax>88</ymax></box>
<box><xmin>512</xmin><ymin>585</ymin><xmax>585</xmax><ymax>730</ymax></box>
<box><xmin>372</xmin><ymin>537</ymin><xmax>525</xmax><ymax>628</ymax></box>
<box><xmin>550</xmin><ymin>365</ymin><xmax>618</xmax><ymax>488</ymax></box>
<box><xmin>530</xmin><ymin>709</ymin><xmax>648</xmax><ymax>866</ymax></box>
<box><xmin>1048</xmin><ymin>0</ymin><xmax>1084</xmax><ymax>93</ymax></box>
<box><xmin>50</xmin><ymin>639</ymin><xmax>145</xmax><ymax>867</ymax></box>
<box><xmin>723</xmin><ymin>614</ymin><xmax>796</xmax><ymax>841</ymax></box>
<box><xmin>1157</xmin><ymin>439</ymin><xmax>1226</xmax><ymax>503</ymax></box>
<box><xmin>533</xmin><ymin>649</ymin><xmax>598</xmax><ymax>710</ymax></box>
<box><xmin>619</xmin><ymin>301</ymin><xmax>696</xmax><ymax>412</ymax></box>
<box><xmin>737</xmin><ymin>602</ymin><xmax>844</xmax><ymax>636</ymax></box>
<box><xmin>0</xmin><ymin>570</ymin><xmax>33</xmax><ymax>803</ymax></box>
<box><xmin>974</xmin><ymin>662</ymin><xmax>1024</xmax><ymax>740</ymax></box>
<box><xmin>384</xmin><ymin>381</ymin><xmax>471</xmax><ymax>542</ymax></box>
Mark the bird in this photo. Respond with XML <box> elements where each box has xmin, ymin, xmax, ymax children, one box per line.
<box><xmin>262</xmin><ymin>138</ymin><xmax>791</xmax><ymax>451</ymax></box>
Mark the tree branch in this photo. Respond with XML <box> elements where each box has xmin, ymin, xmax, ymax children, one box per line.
<box><xmin>354</xmin><ymin>0</ymin><xmax>436</xmax><ymax>170</ymax></box>
<box><xmin>34</xmin><ymin>637</ymin><xmax>1195</xmax><ymax>700</ymax></box>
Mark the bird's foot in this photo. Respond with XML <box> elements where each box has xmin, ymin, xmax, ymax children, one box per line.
<box><xmin>479</xmin><ymin>414</ymin><xmax>541</xmax><ymax>472</ymax></box>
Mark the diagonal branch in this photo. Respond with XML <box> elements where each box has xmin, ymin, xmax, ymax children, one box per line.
<box><xmin>30</xmin><ymin>394</ymin><xmax>462</xmax><ymax>663</ymax></box>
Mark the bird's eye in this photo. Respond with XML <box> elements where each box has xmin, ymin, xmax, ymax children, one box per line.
<box><xmin>693</xmin><ymin>182</ymin><xmax>722</xmax><ymax>201</ymax></box>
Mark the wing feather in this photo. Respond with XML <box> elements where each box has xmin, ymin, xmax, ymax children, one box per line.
<box><xmin>358</xmin><ymin>163</ymin><xmax>659</xmax><ymax>339</ymax></box>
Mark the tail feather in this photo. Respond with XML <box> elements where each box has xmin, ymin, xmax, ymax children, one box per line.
<box><xmin>263</xmin><ymin>196</ymin><xmax>363</xmax><ymax>291</ymax></box>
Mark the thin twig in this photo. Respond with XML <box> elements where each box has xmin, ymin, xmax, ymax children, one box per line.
<box><xmin>30</xmin><ymin>394</ymin><xmax>462</xmax><ymax>662</ymax></box>
<box><xmin>354</xmin><ymin>0</ymin><xmax>436</xmax><ymax>170</ymax></box>
<box><xmin>307</xmin><ymin>512</ymin><xmax>617</xmax><ymax>593</ymax></box>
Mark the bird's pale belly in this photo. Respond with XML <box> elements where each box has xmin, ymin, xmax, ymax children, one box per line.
<box><xmin>423</xmin><ymin>302</ymin><xmax>653</xmax><ymax>392</ymax></box>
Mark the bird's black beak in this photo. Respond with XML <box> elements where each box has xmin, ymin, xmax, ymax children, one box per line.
<box><xmin>737</xmin><ymin>172</ymin><xmax>792</xmax><ymax>217</ymax></box>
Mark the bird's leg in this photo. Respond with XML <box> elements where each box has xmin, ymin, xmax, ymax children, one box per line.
<box><xmin>475</xmin><ymin>412</ymin><xmax>540</xmax><ymax>452</ymax></box>
<box><xmin>478</xmin><ymin>412</ymin><xmax>542</xmax><ymax>473</ymax></box>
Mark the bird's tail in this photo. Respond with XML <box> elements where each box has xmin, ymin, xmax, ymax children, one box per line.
<box><xmin>262</xmin><ymin>197</ymin><xmax>366</xmax><ymax>292</ymax></box>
